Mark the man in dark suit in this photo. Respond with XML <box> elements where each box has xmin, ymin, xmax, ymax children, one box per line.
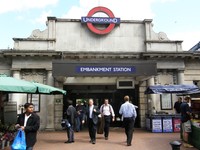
<box><xmin>16</xmin><ymin>103</ymin><xmax>40</xmax><ymax>150</ymax></box>
<box><xmin>64</xmin><ymin>100</ymin><xmax>77</xmax><ymax>143</ymax></box>
<box><xmin>83</xmin><ymin>98</ymin><xmax>100</xmax><ymax>144</ymax></box>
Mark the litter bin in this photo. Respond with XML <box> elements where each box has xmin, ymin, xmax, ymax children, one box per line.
<box><xmin>170</xmin><ymin>141</ymin><xmax>182</xmax><ymax>150</ymax></box>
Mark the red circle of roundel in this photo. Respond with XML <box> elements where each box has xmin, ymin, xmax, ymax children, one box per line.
<box><xmin>87</xmin><ymin>6</ymin><xmax>115</xmax><ymax>35</ymax></box>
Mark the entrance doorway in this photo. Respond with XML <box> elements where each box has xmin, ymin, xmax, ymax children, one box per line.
<box><xmin>63</xmin><ymin>84</ymin><xmax>140</xmax><ymax>127</ymax></box>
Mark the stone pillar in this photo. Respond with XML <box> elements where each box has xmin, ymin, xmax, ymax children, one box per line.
<box><xmin>11</xmin><ymin>70</ymin><xmax>20</xmax><ymax>102</ymax></box>
<box><xmin>147</xmin><ymin>77</ymin><xmax>156</xmax><ymax>114</ymax></box>
<box><xmin>45</xmin><ymin>70</ymin><xmax>55</xmax><ymax>130</ymax></box>
<box><xmin>144</xmin><ymin>19</ymin><xmax>153</xmax><ymax>41</ymax></box>
<box><xmin>4</xmin><ymin>70</ymin><xmax>19</xmax><ymax>124</ymax></box>
<box><xmin>47</xmin><ymin>17</ymin><xmax>56</xmax><ymax>50</ymax></box>
<box><xmin>11</xmin><ymin>70</ymin><xmax>24</xmax><ymax>114</ymax></box>
<box><xmin>177</xmin><ymin>70</ymin><xmax>184</xmax><ymax>84</ymax></box>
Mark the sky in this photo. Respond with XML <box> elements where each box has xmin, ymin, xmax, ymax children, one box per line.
<box><xmin>0</xmin><ymin>0</ymin><xmax>200</xmax><ymax>50</ymax></box>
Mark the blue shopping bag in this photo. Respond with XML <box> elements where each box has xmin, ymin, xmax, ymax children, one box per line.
<box><xmin>11</xmin><ymin>129</ymin><xmax>26</xmax><ymax>150</ymax></box>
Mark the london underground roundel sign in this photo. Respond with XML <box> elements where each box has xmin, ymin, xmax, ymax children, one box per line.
<box><xmin>81</xmin><ymin>6</ymin><xmax>120</xmax><ymax>35</ymax></box>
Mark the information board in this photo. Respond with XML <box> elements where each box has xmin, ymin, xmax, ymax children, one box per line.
<box><xmin>162</xmin><ymin>118</ymin><xmax>173</xmax><ymax>132</ymax></box>
<box><xmin>173</xmin><ymin>118</ymin><xmax>181</xmax><ymax>132</ymax></box>
<box><xmin>152</xmin><ymin>118</ymin><xmax>162</xmax><ymax>133</ymax></box>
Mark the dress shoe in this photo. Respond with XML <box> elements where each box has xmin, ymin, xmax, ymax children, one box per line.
<box><xmin>92</xmin><ymin>141</ymin><xmax>96</xmax><ymax>144</ymax></box>
<box><xmin>127</xmin><ymin>143</ymin><xmax>132</xmax><ymax>146</ymax></box>
<box><xmin>64</xmin><ymin>141</ymin><xmax>73</xmax><ymax>144</ymax></box>
<box><xmin>105</xmin><ymin>137</ymin><xmax>108</xmax><ymax>140</ymax></box>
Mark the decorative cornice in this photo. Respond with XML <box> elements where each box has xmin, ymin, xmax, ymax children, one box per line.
<box><xmin>145</xmin><ymin>40</ymin><xmax>183</xmax><ymax>43</ymax></box>
<box><xmin>1</xmin><ymin>50</ymin><xmax>61</xmax><ymax>58</ymax></box>
<box><xmin>13</xmin><ymin>38</ymin><xmax>56</xmax><ymax>42</ymax></box>
<box><xmin>0</xmin><ymin>50</ymin><xmax>200</xmax><ymax>59</ymax></box>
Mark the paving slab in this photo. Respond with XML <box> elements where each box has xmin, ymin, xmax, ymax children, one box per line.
<box><xmin>33</xmin><ymin>128</ymin><xmax>198</xmax><ymax>150</ymax></box>
<box><xmin>2</xmin><ymin>128</ymin><xmax>198</xmax><ymax>150</ymax></box>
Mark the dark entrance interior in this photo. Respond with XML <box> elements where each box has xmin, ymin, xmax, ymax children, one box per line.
<box><xmin>63</xmin><ymin>84</ymin><xmax>140</xmax><ymax>127</ymax></box>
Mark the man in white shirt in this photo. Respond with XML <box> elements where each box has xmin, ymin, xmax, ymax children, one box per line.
<box><xmin>100</xmin><ymin>98</ymin><xmax>115</xmax><ymax>140</ymax></box>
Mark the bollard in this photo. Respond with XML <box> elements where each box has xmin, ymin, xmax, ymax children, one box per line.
<box><xmin>170</xmin><ymin>141</ymin><xmax>182</xmax><ymax>150</ymax></box>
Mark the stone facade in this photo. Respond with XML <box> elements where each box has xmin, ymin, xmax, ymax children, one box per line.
<box><xmin>0</xmin><ymin>15</ymin><xmax>199</xmax><ymax>130</ymax></box>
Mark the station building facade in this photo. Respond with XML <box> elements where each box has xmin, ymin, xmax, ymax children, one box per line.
<box><xmin>1</xmin><ymin>7</ymin><xmax>200</xmax><ymax>130</ymax></box>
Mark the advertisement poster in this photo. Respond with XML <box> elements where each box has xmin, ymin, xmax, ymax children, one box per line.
<box><xmin>152</xmin><ymin>118</ymin><xmax>162</xmax><ymax>133</ymax></box>
<box><xmin>173</xmin><ymin>118</ymin><xmax>181</xmax><ymax>132</ymax></box>
<box><xmin>163</xmin><ymin>118</ymin><xmax>173</xmax><ymax>133</ymax></box>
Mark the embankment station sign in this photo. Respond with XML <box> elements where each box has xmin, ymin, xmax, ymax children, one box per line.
<box><xmin>76</xmin><ymin>66</ymin><xmax>135</xmax><ymax>73</ymax></box>
<box><xmin>52</xmin><ymin>60</ymin><xmax>157</xmax><ymax>77</ymax></box>
<box><xmin>81</xmin><ymin>6</ymin><xmax>120</xmax><ymax>35</ymax></box>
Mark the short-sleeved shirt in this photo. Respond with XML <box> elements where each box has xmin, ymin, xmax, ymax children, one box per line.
<box><xmin>180</xmin><ymin>102</ymin><xmax>191</xmax><ymax>123</ymax></box>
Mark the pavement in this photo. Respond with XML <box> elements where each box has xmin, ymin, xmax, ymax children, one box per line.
<box><xmin>3</xmin><ymin>128</ymin><xmax>198</xmax><ymax>150</ymax></box>
<box><xmin>34</xmin><ymin>127</ymin><xmax>198</xmax><ymax>150</ymax></box>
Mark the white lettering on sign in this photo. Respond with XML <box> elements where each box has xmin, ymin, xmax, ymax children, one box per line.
<box><xmin>81</xmin><ymin>17</ymin><xmax>120</xmax><ymax>24</ymax></box>
<box><xmin>79</xmin><ymin>66</ymin><xmax>134</xmax><ymax>73</ymax></box>
<box><xmin>80</xmin><ymin>67</ymin><xmax>112</xmax><ymax>72</ymax></box>
<box><xmin>113</xmin><ymin>67</ymin><xmax>132</xmax><ymax>72</ymax></box>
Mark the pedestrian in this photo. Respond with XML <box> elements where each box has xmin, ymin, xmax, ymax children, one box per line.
<box><xmin>83</xmin><ymin>98</ymin><xmax>100</xmax><ymax>144</ymax></box>
<box><xmin>64</xmin><ymin>100</ymin><xmax>77</xmax><ymax>144</ymax></box>
<box><xmin>99</xmin><ymin>98</ymin><xmax>115</xmax><ymax>140</ymax></box>
<box><xmin>180</xmin><ymin>96</ymin><xmax>193</xmax><ymax>148</ymax></box>
<box><xmin>75</xmin><ymin>100</ymin><xmax>86</xmax><ymax>132</ymax></box>
<box><xmin>15</xmin><ymin>102</ymin><xmax>40</xmax><ymax>150</ymax></box>
<box><xmin>174</xmin><ymin>97</ymin><xmax>182</xmax><ymax>114</ymax></box>
<box><xmin>119</xmin><ymin>95</ymin><xmax>137</xmax><ymax>146</ymax></box>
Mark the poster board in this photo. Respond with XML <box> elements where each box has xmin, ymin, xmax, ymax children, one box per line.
<box><xmin>162</xmin><ymin>117</ymin><xmax>173</xmax><ymax>132</ymax></box>
<box><xmin>152</xmin><ymin>118</ymin><xmax>162</xmax><ymax>133</ymax></box>
<box><xmin>173</xmin><ymin>118</ymin><xmax>181</xmax><ymax>132</ymax></box>
<box><xmin>160</xmin><ymin>94</ymin><xmax>172</xmax><ymax>110</ymax></box>
<box><xmin>27</xmin><ymin>94</ymin><xmax>40</xmax><ymax>112</ymax></box>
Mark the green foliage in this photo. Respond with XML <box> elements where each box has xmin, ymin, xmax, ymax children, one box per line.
<box><xmin>0</xmin><ymin>123</ymin><xmax>15</xmax><ymax>133</ymax></box>
<box><xmin>0</xmin><ymin>122</ymin><xmax>16</xmax><ymax>142</ymax></box>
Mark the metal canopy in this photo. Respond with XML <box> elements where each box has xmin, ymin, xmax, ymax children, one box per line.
<box><xmin>144</xmin><ymin>84</ymin><xmax>199</xmax><ymax>94</ymax></box>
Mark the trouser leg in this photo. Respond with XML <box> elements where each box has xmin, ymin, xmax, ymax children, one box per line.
<box><xmin>124</xmin><ymin>118</ymin><xmax>135</xmax><ymax>145</ymax></box>
<box><xmin>69</xmin><ymin>128</ymin><xmax>74</xmax><ymax>141</ymax></box>
<box><xmin>88</xmin><ymin>119</ymin><xmax>93</xmax><ymax>140</ymax></box>
<box><xmin>104</xmin><ymin>116</ymin><xmax>111</xmax><ymax>137</ymax></box>
<box><xmin>75</xmin><ymin>117</ymin><xmax>80</xmax><ymax>131</ymax></box>
<box><xmin>127</xmin><ymin>123</ymin><xmax>134</xmax><ymax>145</ymax></box>
<box><xmin>92</xmin><ymin>123</ymin><xmax>97</xmax><ymax>141</ymax></box>
<box><xmin>67</xmin><ymin>129</ymin><xmax>70</xmax><ymax>140</ymax></box>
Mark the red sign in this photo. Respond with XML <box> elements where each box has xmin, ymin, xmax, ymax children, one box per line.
<box><xmin>173</xmin><ymin>118</ymin><xmax>181</xmax><ymax>132</ymax></box>
<box><xmin>82</xmin><ymin>6</ymin><xmax>120</xmax><ymax>35</ymax></box>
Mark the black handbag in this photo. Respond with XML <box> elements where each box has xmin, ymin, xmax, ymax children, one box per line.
<box><xmin>61</xmin><ymin>119</ymin><xmax>71</xmax><ymax>129</ymax></box>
